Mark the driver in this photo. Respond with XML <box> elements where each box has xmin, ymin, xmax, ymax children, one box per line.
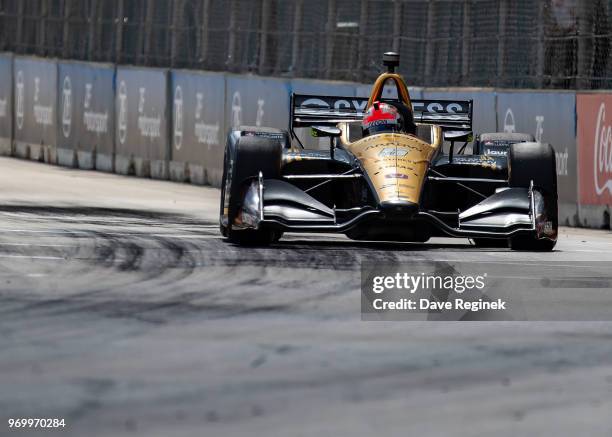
<box><xmin>362</xmin><ymin>101</ymin><xmax>416</xmax><ymax>137</ymax></box>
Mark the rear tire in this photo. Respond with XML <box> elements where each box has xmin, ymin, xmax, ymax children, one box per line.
<box><xmin>219</xmin><ymin>133</ymin><xmax>282</xmax><ymax>246</ymax></box>
<box><xmin>507</xmin><ymin>142</ymin><xmax>558</xmax><ymax>251</ymax></box>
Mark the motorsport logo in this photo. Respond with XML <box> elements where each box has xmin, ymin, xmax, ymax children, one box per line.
<box><xmin>593</xmin><ymin>103</ymin><xmax>612</xmax><ymax>196</ymax></box>
<box><xmin>174</xmin><ymin>85</ymin><xmax>220</xmax><ymax>150</ymax></box>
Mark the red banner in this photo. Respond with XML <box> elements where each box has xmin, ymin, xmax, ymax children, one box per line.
<box><xmin>577</xmin><ymin>94</ymin><xmax>612</xmax><ymax>205</ymax></box>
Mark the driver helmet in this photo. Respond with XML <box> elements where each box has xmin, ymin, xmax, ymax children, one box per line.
<box><xmin>362</xmin><ymin>101</ymin><xmax>403</xmax><ymax>136</ymax></box>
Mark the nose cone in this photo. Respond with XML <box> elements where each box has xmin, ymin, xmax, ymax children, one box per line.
<box><xmin>379</xmin><ymin>200</ymin><xmax>419</xmax><ymax>217</ymax></box>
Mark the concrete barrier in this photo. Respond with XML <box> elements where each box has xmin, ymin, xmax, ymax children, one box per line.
<box><xmin>115</xmin><ymin>67</ymin><xmax>170</xmax><ymax>179</ymax></box>
<box><xmin>170</xmin><ymin>70</ymin><xmax>225</xmax><ymax>185</ymax></box>
<box><xmin>13</xmin><ymin>56</ymin><xmax>58</xmax><ymax>163</ymax></box>
<box><xmin>58</xmin><ymin>61</ymin><xmax>115</xmax><ymax>171</ymax></box>
<box><xmin>576</xmin><ymin>93</ymin><xmax>612</xmax><ymax>229</ymax></box>
<box><xmin>0</xmin><ymin>53</ymin><xmax>12</xmax><ymax>156</ymax></box>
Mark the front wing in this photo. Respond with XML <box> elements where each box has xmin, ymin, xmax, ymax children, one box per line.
<box><xmin>233</xmin><ymin>175</ymin><xmax>555</xmax><ymax>241</ymax></box>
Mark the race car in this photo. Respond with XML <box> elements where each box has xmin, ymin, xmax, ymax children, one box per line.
<box><xmin>219</xmin><ymin>52</ymin><xmax>558</xmax><ymax>251</ymax></box>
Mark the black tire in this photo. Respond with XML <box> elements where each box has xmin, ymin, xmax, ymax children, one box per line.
<box><xmin>219</xmin><ymin>133</ymin><xmax>282</xmax><ymax>245</ymax></box>
<box><xmin>509</xmin><ymin>235</ymin><xmax>556</xmax><ymax>251</ymax></box>
<box><xmin>475</xmin><ymin>132</ymin><xmax>534</xmax><ymax>155</ymax></box>
<box><xmin>507</xmin><ymin>142</ymin><xmax>558</xmax><ymax>251</ymax></box>
<box><xmin>472</xmin><ymin>238</ymin><xmax>508</xmax><ymax>248</ymax></box>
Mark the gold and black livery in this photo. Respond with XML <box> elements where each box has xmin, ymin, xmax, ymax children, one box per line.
<box><xmin>220</xmin><ymin>53</ymin><xmax>558</xmax><ymax>251</ymax></box>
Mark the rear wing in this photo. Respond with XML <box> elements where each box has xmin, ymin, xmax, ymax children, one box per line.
<box><xmin>291</xmin><ymin>94</ymin><xmax>369</xmax><ymax>127</ymax></box>
<box><xmin>290</xmin><ymin>93</ymin><xmax>473</xmax><ymax>139</ymax></box>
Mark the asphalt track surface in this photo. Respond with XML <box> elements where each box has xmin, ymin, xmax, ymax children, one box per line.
<box><xmin>0</xmin><ymin>157</ymin><xmax>612</xmax><ymax>437</ymax></box>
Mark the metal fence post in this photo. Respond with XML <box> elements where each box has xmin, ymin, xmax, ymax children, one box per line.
<box><xmin>324</xmin><ymin>0</ymin><xmax>337</xmax><ymax>79</ymax></box>
<box><xmin>198</xmin><ymin>0</ymin><xmax>211</xmax><ymax>67</ymax></box>
<box><xmin>259</xmin><ymin>0</ymin><xmax>271</xmax><ymax>75</ymax></box>
<box><xmin>88</xmin><ymin>0</ymin><xmax>100</xmax><ymax>61</ymax></box>
<box><xmin>424</xmin><ymin>0</ymin><xmax>436</xmax><ymax>84</ymax></box>
<box><xmin>357</xmin><ymin>0</ymin><xmax>368</xmax><ymax>80</ymax></box>
<box><xmin>170</xmin><ymin>0</ymin><xmax>183</xmax><ymax>67</ymax></box>
<box><xmin>116</xmin><ymin>0</ymin><xmax>125</xmax><ymax>63</ymax></box>
<box><xmin>15</xmin><ymin>0</ymin><xmax>25</xmax><ymax>53</ymax></box>
<box><xmin>577</xmin><ymin>0</ymin><xmax>591</xmax><ymax>89</ymax></box>
<box><xmin>291</xmin><ymin>0</ymin><xmax>303</xmax><ymax>75</ymax></box>
<box><xmin>536</xmin><ymin>1</ymin><xmax>545</xmax><ymax>87</ymax></box>
<box><xmin>38</xmin><ymin>0</ymin><xmax>48</xmax><ymax>56</ymax></box>
<box><xmin>392</xmin><ymin>0</ymin><xmax>402</xmax><ymax>53</ymax></box>
<box><xmin>496</xmin><ymin>0</ymin><xmax>506</xmax><ymax>86</ymax></box>
<box><xmin>142</xmin><ymin>0</ymin><xmax>156</xmax><ymax>65</ymax></box>
<box><xmin>227</xmin><ymin>0</ymin><xmax>238</xmax><ymax>69</ymax></box>
<box><xmin>62</xmin><ymin>0</ymin><xmax>72</xmax><ymax>58</ymax></box>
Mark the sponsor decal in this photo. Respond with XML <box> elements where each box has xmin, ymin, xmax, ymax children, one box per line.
<box><xmin>556</xmin><ymin>147</ymin><xmax>569</xmax><ymax>177</ymax></box>
<box><xmin>412</xmin><ymin>101</ymin><xmax>468</xmax><ymax>115</ymax></box>
<box><xmin>61</xmin><ymin>76</ymin><xmax>72</xmax><ymax>138</ymax></box>
<box><xmin>118</xmin><ymin>81</ymin><xmax>128</xmax><ymax>144</ymax></box>
<box><xmin>0</xmin><ymin>98</ymin><xmax>6</xmax><ymax>118</ymax></box>
<box><xmin>174</xmin><ymin>85</ymin><xmax>183</xmax><ymax>150</ymax></box>
<box><xmin>232</xmin><ymin>91</ymin><xmax>242</xmax><ymax>127</ymax></box>
<box><xmin>535</xmin><ymin>115</ymin><xmax>544</xmax><ymax>143</ymax></box>
<box><xmin>195</xmin><ymin>92</ymin><xmax>219</xmax><ymax>147</ymax></box>
<box><xmin>15</xmin><ymin>71</ymin><xmax>24</xmax><ymax>130</ymax></box>
<box><xmin>33</xmin><ymin>77</ymin><xmax>53</xmax><ymax>127</ymax></box>
<box><xmin>593</xmin><ymin>103</ymin><xmax>612</xmax><ymax>196</ymax></box>
<box><xmin>137</xmin><ymin>87</ymin><xmax>161</xmax><ymax>139</ymax></box>
<box><xmin>83</xmin><ymin>83</ymin><xmax>109</xmax><ymax>135</ymax></box>
<box><xmin>577</xmin><ymin>95</ymin><xmax>612</xmax><ymax>204</ymax></box>
<box><xmin>484</xmin><ymin>148</ymin><xmax>508</xmax><ymax>157</ymax></box>
<box><xmin>256</xmin><ymin>98</ymin><xmax>265</xmax><ymax>127</ymax></box>
<box><xmin>385</xmin><ymin>173</ymin><xmax>410</xmax><ymax>179</ymax></box>
<box><xmin>297</xmin><ymin>96</ymin><xmax>368</xmax><ymax>114</ymax></box>
<box><xmin>503</xmin><ymin>108</ymin><xmax>516</xmax><ymax>133</ymax></box>
<box><xmin>378</xmin><ymin>147</ymin><xmax>408</xmax><ymax>158</ymax></box>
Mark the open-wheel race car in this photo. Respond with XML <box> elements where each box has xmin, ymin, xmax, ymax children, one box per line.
<box><xmin>220</xmin><ymin>52</ymin><xmax>558</xmax><ymax>251</ymax></box>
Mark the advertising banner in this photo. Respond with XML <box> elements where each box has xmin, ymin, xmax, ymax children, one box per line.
<box><xmin>496</xmin><ymin>92</ymin><xmax>577</xmax><ymax>211</ymax></box>
<box><xmin>0</xmin><ymin>53</ymin><xmax>12</xmax><ymax>155</ymax></box>
<box><xmin>116</xmin><ymin>67</ymin><xmax>169</xmax><ymax>179</ymax></box>
<box><xmin>13</xmin><ymin>57</ymin><xmax>57</xmax><ymax>163</ymax></box>
<box><xmin>58</xmin><ymin>62</ymin><xmax>115</xmax><ymax>170</ymax></box>
<box><xmin>577</xmin><ymin>94</ymin><xmax>612</xmax><ymax>207</ymax></box>
<box><xmin>226</xmin><ymin>76</ymin><xmax>290</xmax><ymax>132</ymax></box>
<box><xmin>170</xmin><ymin>70</ymin><xmax>225</xmax><ymax>185</ymax></box>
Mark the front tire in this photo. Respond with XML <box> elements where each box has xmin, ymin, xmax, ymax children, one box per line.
<box><xmin>219</xmin><ymin>133</ymin><xmax>282</xmax><ymax>245</ymax></box>
<box><xmin>507</xmin><ymin>142</ymin><xmax>558</xmax><ymax>251</ymax></box>
<box><xmin>472</xmin><ymin>238</ymin><xmax>508</xmax><ymax>248</ymax></box>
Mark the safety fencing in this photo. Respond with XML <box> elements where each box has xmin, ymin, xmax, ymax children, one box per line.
<box><xmin>2</xmin><ymin>0</ymin><xmax>612</xmax><ymax>90</ymax></box>
<box><xmin>0</xmin><ymin>53</ymin><xmax>609</xmax><ymax>229</ymax></box>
